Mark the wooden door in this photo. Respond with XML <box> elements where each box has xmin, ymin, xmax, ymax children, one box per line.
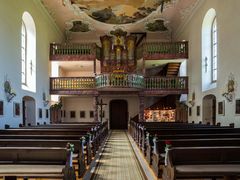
<box><xmin>110</xmin><ymin>100</ymin><xmax>128</xmax><ymax>129</ymax></box>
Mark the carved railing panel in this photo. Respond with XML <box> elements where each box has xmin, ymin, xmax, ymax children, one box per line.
<box><xmin>145</xmin><ymin>76</ymin><xmax>188</xmax><ymax>90</ymax></box>
<box><xmin>50</xmin><ymin>77</ymin><xmax>95</xmax><ymax>91</ymax></box>
<box><xmin>50</xmin><ymin>41</ymin><xmax>188</xmax><ymax>61</ymax></box>
<box><xmin>96</xmin><ymin>73</ymin><xmax>144</xmax><ymax>89</ymax></box>
<box><xmin>143</xmin><ymin>41</ymin><xmax>188</xmax><ymax>60</ymax></box>
<box><xmin>50</xmin><ymin>76</ymin><xmax>188</xmax><ymax>94</ymax></box>
<box><xmin>50</xmin><ymin>43</ymin><xmax>98</xmax><ymax>61</ymax></box>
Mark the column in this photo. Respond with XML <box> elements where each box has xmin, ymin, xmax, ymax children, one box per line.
<box><xmin>142</xmin><ymin>58</ymin><xmax>145</xmax><ymax>75</ymax></box>
<box><xmin>93</xmin><ymin>95</ymin><xmax>99</xmax><ymax>122</ymax></box>
<box><xmin>138</xmin><ymin>94</ymin><xmax>145</xmax><ymax>122</ymax></box>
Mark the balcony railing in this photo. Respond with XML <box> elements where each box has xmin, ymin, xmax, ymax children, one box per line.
<box><xmin>95</xmin><ymin>73</ymin><xmax>144</xmax><ymax>89</ymax></box>
<box><xmin>50</xmin><ymin>76</ymin><xmax>188</xmax><ymax>95</ymax></box>
<box><xmin>50</xmin><ymin>77</ymin><xmax>95</xmax><ymax>91</ymax></box>
<box><xmin>145</xmin><ymin>76</ymin><xmax>188</xmax><ymax>90</ymax></box>
<box><xmin>50</xmin><ymin>43</ymin><xmax>98</xmax><ymax>61</ymax></box>
<box><xmin>143</xmin><ymin>41</ymin><xmax>188</xmax><ymax>60</ymax></box>
<box><xmin>50</xmin><ymin>41</ymin><xmax>188</xmax><ymax>61</ymax></box>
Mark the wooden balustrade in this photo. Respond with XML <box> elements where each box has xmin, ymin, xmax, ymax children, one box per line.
<box><xmin>145</xmin><ymin>76</ymin><xmax>188</xmax><ymax>90</ymax></box>
<box><xmin>50</xmin><ymin>77</ymin><xmax>95</xmax><ymax>91</ymax></box>
<box><xmin>95</xmin><ymin>73</ymin><xmax>144</xmax><ymax>89</ymax></box>
<box><xmin>50</xmin><ymin>43</ymin><xmax>98</xmax><ymax>61</ymax></box>
<box><xmin>50</xmin><ymin>76</ymin><xmax>188</xmax><ymax>95</ymax></box>
<box><xmin>143</xmin><ymin>41</ymin><xmax>188</xmax><ymax>60</ymax></box>
<box><xmin>49</xmin><ymin>41</ymin><xmax>188</xmax><ymax>61</ymax></box>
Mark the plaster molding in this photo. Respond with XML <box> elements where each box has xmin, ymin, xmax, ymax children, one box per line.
<box><xmin>174</xmin><ymin>0</ymin><xmax>205</xmax><ymax>39</ymax></box>
<box><xmin>34</xmin><ymin>0</ymin><xmax>63</xmax><ymax>38</ymax></box>
<box><xmin>63</xmin><ymin>0</ymin><xmax>177</xmax><ymax>33</ymax></box>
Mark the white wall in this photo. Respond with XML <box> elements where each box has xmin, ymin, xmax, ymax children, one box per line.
<box><xmin>0</xmin><ymin>0</ymin><xmax>63</xmax><ymax>128</ymax></box>
<box><xmin>60</xmin><ymin>69</ymin><xmax>95</xmax><ymax>77</ymax></box>
<box><xmin>61</xmin><ymin>95</ymin><xmax>139</xmax><ymax>127</ymax></box>
<box><xmin>176</xmin><ymin>0</ymin><xmax>240</xmax><ymax>127</ymax></box>
<box><xmin>62</xmin><ymin>96</ymin><xmax>95</xmax><ymax>122</ymax></box>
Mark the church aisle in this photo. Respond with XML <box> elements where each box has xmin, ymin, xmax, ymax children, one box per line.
<box><xmin>92</xmin><ymin>130</ymin><xmax>146</xmax><ymax>180</ymax></box>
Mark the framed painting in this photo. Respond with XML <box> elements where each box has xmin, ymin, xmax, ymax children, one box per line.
<box><xmin>45</xmin><ymin>109</ymin><xmax>49</xmax><ymax>118</ymax></box>
<box><xmin>235</xmin><ymin>99</ymin><xmax>240</xmax><ymax>115</ymax></box>
<box><xmin>89</xmin><ymin>111</ymin><xmax>94</xmax><ymax>118</ymax></box>
<box><xmin>189</xmin><ymin>107</ymin><xmax>192</xmax><ymax>116</ymax></box>
<box><xmin>196</xmin><ymin>106</ymin><xmax>200</xmax><ymax>116</ymax></box>
<box><xmin>70</xmin><ymin>111</ymin><xmax>76</xmax><ymax>118</ymax></box>
<box><xmin>13</xmin><ymin>102</ymin><xmax>20</xmax><ymax>116</ymax></box>
<box><xmin>38</xmin><ymin>108</ymin><xmax>42</xmax><ymax>119</ymax></box>
<box><xmin>0</xmin><ymin>101</ymin><xmax>3</xmax><ymax>116</ymax></box>
<box><xmin>80</xmin><ymin>111</ymin><xmax>85</xmax><ymax>118</ymax></box>
<box><xmin>218</xmin><ymin>101</ymin><xmax>225</xmax><ymax>115</ymax></box>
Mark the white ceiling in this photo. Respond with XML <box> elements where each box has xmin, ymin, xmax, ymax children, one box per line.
<box><xmin>41</xmin><ymin>0</ymin><xmax>201</xmax><ymax>40</ymax></box>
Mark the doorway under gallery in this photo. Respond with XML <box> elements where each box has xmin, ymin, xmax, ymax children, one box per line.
<box><xmin>202</xmin><ymin>94</ymin><xmax>216</xmax><ymax>125</ymax></box>
<box><xmin>22</xmin><ymin>96</ymin><xmax>36</xmax><ymax>126</ymax></box>
<box><xmin>110</xmin><ymin>100</ymin><xmax>128</xmax><ymax>129</ymax></box>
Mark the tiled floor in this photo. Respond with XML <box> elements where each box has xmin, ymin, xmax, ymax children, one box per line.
<box><xmin>92</xmin><ymin>130</ymin><xmax>146</xmax><ymax>180</ymax></box>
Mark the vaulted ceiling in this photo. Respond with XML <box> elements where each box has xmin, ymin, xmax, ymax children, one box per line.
<box><xmin>41</xmin><ymin>0</ymin><xmax>201</xmax><ymax>40</ymax></box>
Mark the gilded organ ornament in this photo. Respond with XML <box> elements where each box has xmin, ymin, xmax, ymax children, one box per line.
<box><xmin>100</xmin><ymin>29</ymin><xmax>137</xmax><ymax>73</ymax></box>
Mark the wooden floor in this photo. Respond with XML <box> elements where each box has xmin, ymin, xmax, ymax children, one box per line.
<box><xmin>92</xmin><ymin>130</ymin><xmax>146</xmax><ymax>180</ymax></box>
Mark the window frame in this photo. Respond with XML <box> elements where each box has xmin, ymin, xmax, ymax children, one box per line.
<box><xmin>211</xmin><ymin>16</ymin><xmax>217</xmax><ymax>83</ymax></box>
<box><xmin>21</xmin><ymin>21</ymin><xmax>27</xmax><ymax>85</ymax></box>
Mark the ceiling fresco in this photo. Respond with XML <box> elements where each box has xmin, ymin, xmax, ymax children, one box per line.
<box><xmin>145</xmin><ymin>19</ymin><xmax>168</xmax><ymax>32</ymax></box>
<box><xmin>69</xmin><ymin>0</ymin><xmax>168</xmax><ymax>24</ymax></box>
<box><xmin>41</xmin><ymin>0</ymin><xmax>202</xmax><ymax>37</ymax></box>
<box><xmin>68</xmin><ymin>20</ymin><xmax>91</xmax><ymax>32</ymax></box>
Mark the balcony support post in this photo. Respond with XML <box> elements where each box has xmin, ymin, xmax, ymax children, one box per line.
<box><xmin>138</xmin><ymin>93</ymin><xmax>145</xmax><ymax>122</ymax></box>
<box><xmin>93</xmin><ymin>95</ymin><xmax>99</xmax><ymax>122</ymax></box>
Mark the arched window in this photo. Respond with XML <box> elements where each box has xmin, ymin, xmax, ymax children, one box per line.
<box><xmin>211</xmin><ymin>17</ymin><xmax>217</xmax><ymax>82</ymax></box>
<box><xmin>21</xmin><ymin>12</ymin><xmax>36</xmax><ymax>92</ymax></box>
<box><xmin>21</xmin><ymin>21</ymin><xmax>27</xmax><ymax>84</ymax></box>
<box><xmin>202</xmin><ymin>8</ymin><xmax>217</xmax><ymax>91</ymax></box>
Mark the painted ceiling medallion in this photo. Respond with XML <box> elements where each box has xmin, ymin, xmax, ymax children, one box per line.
<box><xmin>110</xmin><ymin>28</ymin><xmax>127</xmax><ymax>37</ymax></box>
<box><xmin>68</xmin><ymin>0</ymin><xmax>171</xmax><ymax>24</ymax></box>
<box><xmin>68</xmin><ymin>20</ymin><xmax>91</xmax><ymax>32</ymax></box>
<box><xmin>145</xmin><ymin>19</ymin><xmax>168</xmax><ymax>32</ymax></box>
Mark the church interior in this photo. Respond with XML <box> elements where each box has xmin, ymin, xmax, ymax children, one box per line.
<box><xmin>0</xmin><ymin>0</ymin><xmax>240</xmax><ymax>179</ymax></box>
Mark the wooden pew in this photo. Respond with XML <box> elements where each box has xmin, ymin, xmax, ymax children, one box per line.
<box><xmin>0</xmin><ymin>146</ymin><xmax>75</xmax><ymax>180</ymax></box>
<box><xmin>130</xmin><ymin>121</ymin><xmax>220</xmax><ymax>144</ymax></box>
<box><xmin>0</xmin><ymin>128</ymin><xmax>97</xmax><ymax>157</ymax></box>
<box><xmin>16</xmin><ymin>122</ymin><xmax>109</xmax><ymax>157</ymax></box>
<box><xmin>151</xmin><ymin>138</ymin><xmax>240</xmax><ymax>177</ymax></box>
<box><xmin>14</xmin><ymin>121</ymin><xmax>108</xmax><ymax>152</ymax></box>
<box><xmin>145</xmin><ymin>130</ymin><xmax>240</xmax><ymax>165</ymax></box>
<box><xmin>0</xmin><ymin>131</ymin><xmax>94</xmax><ymax>171</ymax></box>
<box><xmin>162</xmin><ymin>146</ymin><xmax>240</xmax><ymax>180</ymax></box>
<box><xmin>135</xmin><ymin>122</ymin><xmax>229</xmax><ymax>150</ymax></box>
<box><xmin>0</xmin><ymin>122</ymin><xmax>108</xmax><ymax>176</ymax></box>
<box><xmin>143</xmin><ymin>127</ymin><xmax>240</xmax><ymax>156</ymax></box>
<box><xmin>0</xmin><ymin>139</ymin><xmax>86</xmax><ymax>177</ymax></box>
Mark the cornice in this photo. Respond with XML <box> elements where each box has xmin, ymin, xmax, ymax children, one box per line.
<box><xmin>33</xmin><ymin>0</ymin><xmax>64</xmax><ymax>39</ymax></box>
<box><xmin>174</xmin><ymin>0</ymin><xmax>205</xmax><ymax>39</ymax></box>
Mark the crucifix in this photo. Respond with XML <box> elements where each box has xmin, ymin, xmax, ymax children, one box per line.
<box><xmin>204</xmin><ymin>57</ymin><xmax>208</xmax><ymax>73</ymax></box>
<box><xmin>30</xmin><ymin>60</ymin><xmax>33</xmax><ymax>75</ymax></box>
<box><xmin>96</xmin><ymin>99</ymin><xmax>107</xmax><ymax>122</ymax></box>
